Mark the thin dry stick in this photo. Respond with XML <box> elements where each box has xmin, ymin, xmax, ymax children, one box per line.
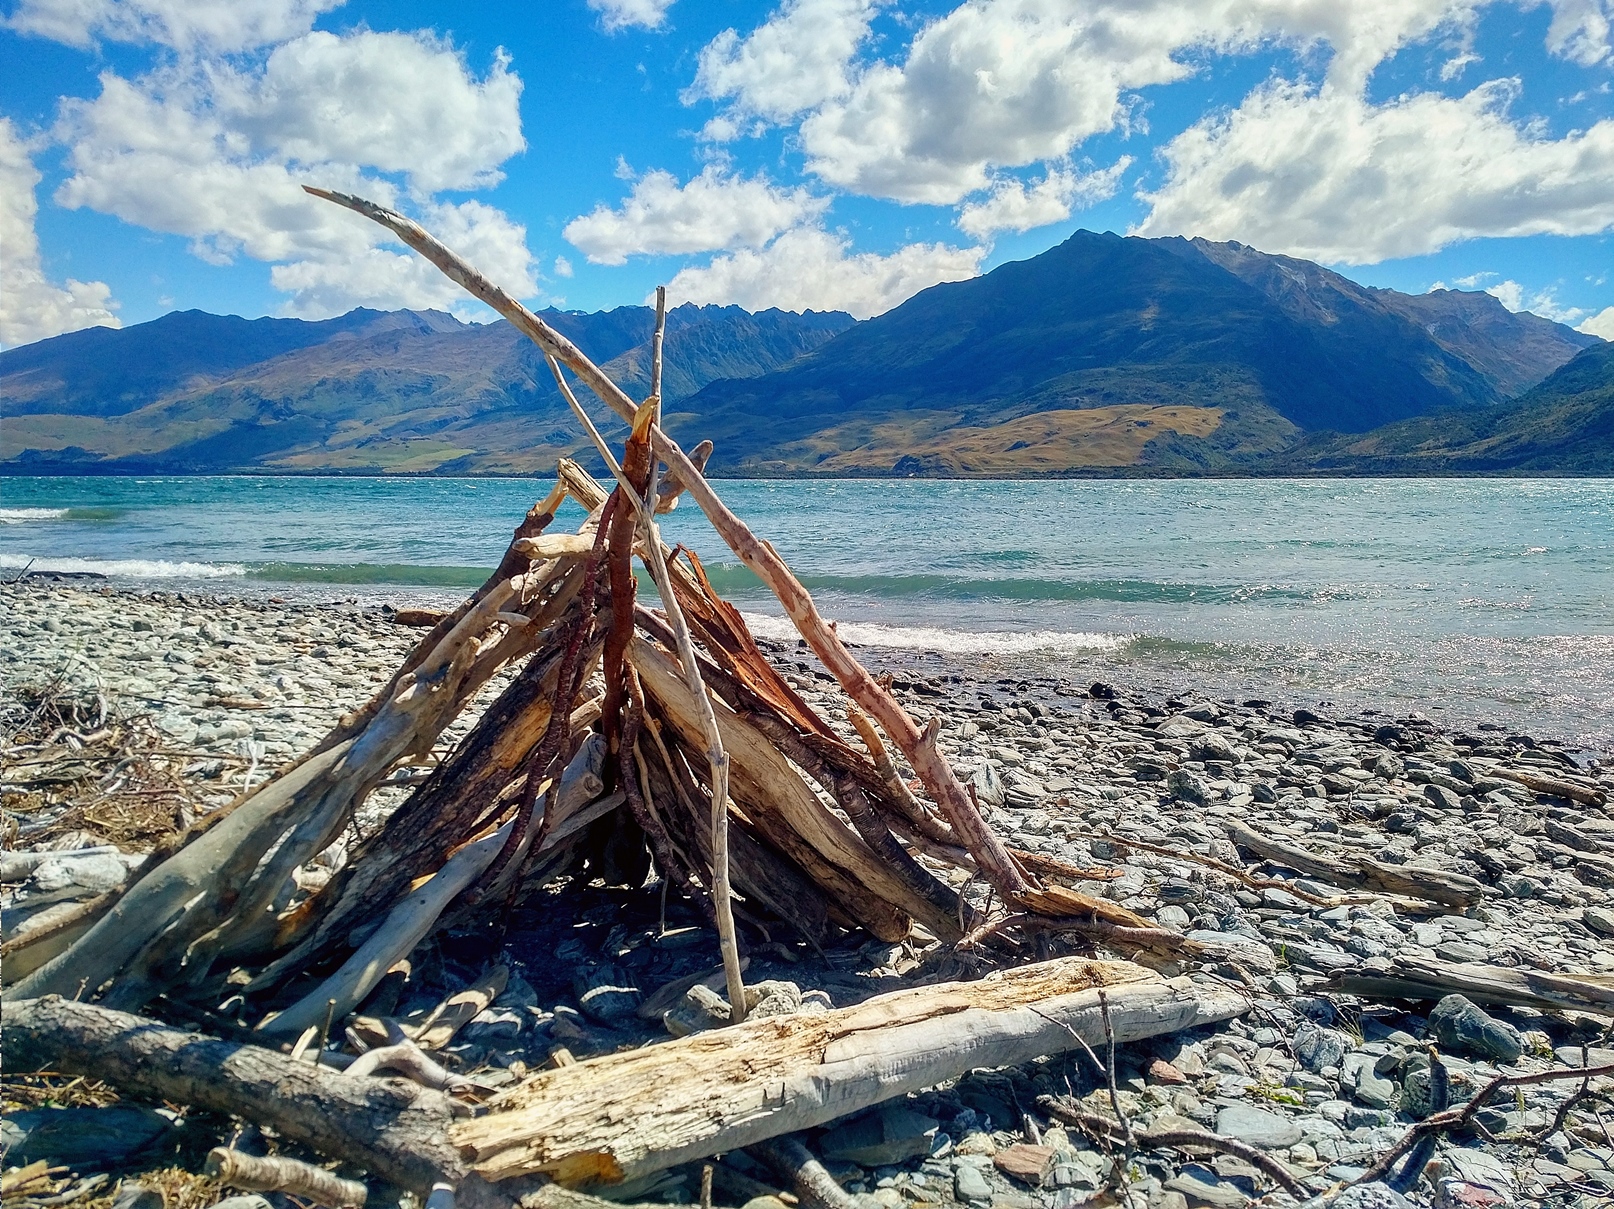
<box><xmin>544</xmin><ymin>325</ymin><xmax>746</xmax><ymax>1024</ymax></box>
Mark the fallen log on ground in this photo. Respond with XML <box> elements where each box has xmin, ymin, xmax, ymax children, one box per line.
<box><xmin>3</xmin><ymin>995</ymin><xmax>504</xmax><ymax>1202</ymax></box>
<box><xmin>1224</xmin><ymin>820</ymin><xmax>1492</xmax><ymax>908</ymax></box>
<box><xmin>1321</xmin><ymin>954</ymin><xmax>1614</xmax><ymax>1016</ymax></box>
<box><xmin>451</xmin><ymin>957</ymin><xmax>1248</xmax><ymax>1186</ymax></box>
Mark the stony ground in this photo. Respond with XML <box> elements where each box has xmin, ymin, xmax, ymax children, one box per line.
<box><xmin>3</xmin><ymin>579</ymin><xmax>1613</xmax><ymax>1209</ymax></box>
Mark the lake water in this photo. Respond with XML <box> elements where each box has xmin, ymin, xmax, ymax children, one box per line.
<box><xmin>2</xmin><ymin>475</ymin><xmax>1611</xmax><ymax>752</ymax></box>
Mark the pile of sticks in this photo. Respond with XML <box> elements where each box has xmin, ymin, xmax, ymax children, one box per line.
<box><xmin>3</xmin><ymin>195</ymin><xmax>1246</xmax><ymax>1206</ymax></box>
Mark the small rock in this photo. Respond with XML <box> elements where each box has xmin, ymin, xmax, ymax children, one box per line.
<box><xmin>1214</xmin><ymin>1104</ymin><xmax>1302</xmax><ymax>1149</ymax></box>
<box><xmin>1163</xmin><ymin>1170</ymin><xmax>1246</xmax><ymax>1208</ymax></box>
<box><xmin>110</xmin><ymin>1186</ymin><xmax>164</xmax><ymax>1209</ymax></box>
<box><xmin>1330</xmin><ymin>1185</ymin><xmax>1414</xmax><ymax>1209</ymax></box>
<box><xmin>742</xmin><ymin>1198</ymin><xmax>790</xmax><ymax>1209</ymax></box>
<box><xmin>955</xmin><ymin>1163</ymin><xmax>992</xmax><ymax>1203</ymax></box>
<box><xmin>1293</xmin><ymin>1023</ymin><xmax>1350</xmax><ymax>1074</ymax></box>
<box><xmin>993</xmin><ymin>1144</ymin><xmax>1056</xmax><ymax>1187</ymax></box>
<box><xmin>1427</xmin><ymin>994</ymin><xmax>1522</xmax><ymax>1063</ymax></box>
<box><xmin>1584</xmin><ymin>905</ymin><xmax>1614</xmax><ymax>937</ymax></box>
<box><xmin>1148</xmin><ymin>1057</ymin><xmax>1190</xmax><ymax>1085</ymax></box>
<box><xmin>1167</xmin><ymin>769</ymin><xmax>1209</xmax><ymax>805</ymax></box>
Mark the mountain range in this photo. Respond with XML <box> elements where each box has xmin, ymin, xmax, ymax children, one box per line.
<box><xmin>1</xmin><ymin>231</ymin><xmax>1606</xmax><ymax>477</ymax></box>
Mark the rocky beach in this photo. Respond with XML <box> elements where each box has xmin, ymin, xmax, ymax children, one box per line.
<box><xmin>4</xmin><ymin>576</ymin><xmax>1614</xmax><ymax>1209</ymax></box>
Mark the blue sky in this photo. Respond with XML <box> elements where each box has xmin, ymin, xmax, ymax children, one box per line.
<box><xmin>2</xmin><ymin>0</ymin><xmax>1612</xmax><ymax>349</ymax></box>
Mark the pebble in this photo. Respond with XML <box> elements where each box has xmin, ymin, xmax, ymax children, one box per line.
<box><xmin>1214</xmin><ymin>1104</ymin><xmax>1302</xmax><ymax>1149</ymax></box>
<box><xmin>1427</xmin><ymin>995</ymin><xmax>1522</xmax><ymax>1064</ymax></box>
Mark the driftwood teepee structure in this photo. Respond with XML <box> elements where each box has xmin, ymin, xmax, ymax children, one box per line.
<box><xmin>6</xmin><ymin>190</ymin><xmax>1165</xmax><ymax>1030</ymax></box>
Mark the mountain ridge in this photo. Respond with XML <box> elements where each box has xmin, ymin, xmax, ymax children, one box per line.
<box><xmin>1</xmin><ymin>232</ymin><xmax>1603</xmax><ymax>477</ymax></box>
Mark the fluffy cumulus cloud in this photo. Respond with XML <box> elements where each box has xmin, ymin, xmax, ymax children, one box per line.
<box><xmin>1134</xmin><ymin>77</ymin><xmax>1614</xmax><ymax>263</ymax></box>
<box><xmin>563</xmin><ymin>166</ymin><xmax>829</xmax><ymax>264</ymax></box>
<box><xmin>588</xmin><ymin>0</ymin><xmax>677</xmax><ymax>33</ymax></box>
<box><xmin>49</xmin><ymin>28</ymin><xmax>535</xmax><ymax>317</ymax></box>
<box><xmin>663</xmin><ymin>226</ymin><xmax>985</xmax><ymax>318</ymax></box>
<box><xmin>687</xmin><ymin>0</ymin><xmax>878</xmax><ymax>133</ymax></box>
<box><xmin>957</xmin><ymin>157</ymin><xmax>1131</xmax><ymax>238</ymax></box>
<box><xmin>5</xmin><ymin>0</ymin><xmax>343</xmax><ymax>52</ymax></box>
<box><xmin>761</xmin><ymin>0</ymin><xmax>1477</xmax><ymax>205</ymax></box>
<box><xmin>0</xmin><ymin>118</ymin><xmax>119</xmax><ymax>348</ymax></box>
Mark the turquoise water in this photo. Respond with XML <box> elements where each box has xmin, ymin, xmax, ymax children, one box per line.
<box><xmin>2</xmin><ymin>476</ymin><xmax>1611</xmax><ymax>751</ymax></box>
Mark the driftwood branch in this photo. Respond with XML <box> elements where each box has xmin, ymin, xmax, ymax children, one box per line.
<box><xmin>451</xmin><ymin>958</ymin><xmax>1246</xmax><ymax>1186</ymax></box>
<box><xmin>1224</xmin><ymin>820</ymin><xmax>1491</xmax><ymax>908</ymax></box>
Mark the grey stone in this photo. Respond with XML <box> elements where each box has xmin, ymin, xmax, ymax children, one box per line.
<box><xmin>1293</xmin><ymin>1023</ymin><xmax>1350</xmax><ymax>1074</ymax></box>
<box><xmin>1328</xmin><ymin>1185</ymin><xmax>1414</xmax><ymax>1209</ymax></box>
<box><xmin>1163</xmin><ymin>1170</ymin><xmax>1246</xmax><ymax>1208</ymax></box>
<box><xmin>1214</xmin><ymin>1104</ymin><xmax>1302</xmax><ymax>1149</ymax></box>
<box><xmin>1352</xmin><ymin>1064</ymin><xmax>1396</xmax><ymax>1110</ymax></box>
<box><xmin>1167</xmin><ymin>769</ymin><xmax>1209</xmax><ymax>805</ymax></box>
<box><xmin>955</xmin><ymin>1164</ymin><xmax>992</xmax><ymax>1203</ymax></box>
<box><xmin>1427</xmin><ymin>994</ymin><xmax>1522</xmax><ymax>1063</ymax></box>
<box><xmin>820</xmin><ymin>1106</ymin><xmax>939</xmax><ymax>1167</ymax></box>
<box><xmin>1158</xmin><ymin>715</ymin><xmax>1209</xmax><ymax>738</ymax></box>
<box><xmin>574</xmin><ymin>966</ymin><xmax>641</xmax><ymax>1025</ymax></box>
<box><xmin>1584</xmin><ymin>906</ymin><xmax>1614</xmax><ymax>937</ymax></box>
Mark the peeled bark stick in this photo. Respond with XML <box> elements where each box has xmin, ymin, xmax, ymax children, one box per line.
<box><xmin>412</xmin><ymin>964</ymin><xmax>510</xmax><ymax>1050</ymax></box>
<box><xmin>451</xmin><ymin>958</ymin><xmax>1247</xmax><ymax>1186</ymax></box>
<box><xmin>4</xmin><ymin>996</ymin><xmax>494</xmax><ymax>1201</ymax></box>
<box><xmin>204</xmin><ymin>1149</ymin><xmax>366</xmax><ymax>1209</ymax></box>
<box><xmin>1224</xmin><ymin>819</ymin><xmax>1491</xmax><ymax>908</ymax></box>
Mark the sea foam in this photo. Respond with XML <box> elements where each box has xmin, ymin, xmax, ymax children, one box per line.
<box><xmin>0</xmin><ymin>554</ymin><xmax>247</xmax><ymax>579</ymax></box>
<box><xmin>740</xmin><ymin>612</ymin><xmax>1130</xmax><ymax>657</ymax></box>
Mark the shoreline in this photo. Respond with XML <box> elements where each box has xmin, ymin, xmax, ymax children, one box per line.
<box><xmin>6</xmin><ymin>576</ymin><xmax>1614</xmax><ymax>1207</ymax></box>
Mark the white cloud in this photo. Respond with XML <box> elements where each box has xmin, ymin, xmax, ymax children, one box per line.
<box><xmin>777</xmin><ymin>0</ymin><xmax>1476</xmax><ymax>205</ymax></box>
<box><xmin>1578</xmin><ymin>306</ymin><xmax>1614</xmax><ymax>338</ymax></box>
<box><xmin>1484</xmin><ymin>278</ymin><xmax>1590</xmax><ymax>324</ymax></box>
<box><xmin>49</xmin><ymin>30</ymin><xmax>535</xmax><ymax>318</ymax></box>
<box><xmin>5</xmin><ymin>0</ymin><xmax>343</xmax><ymax>52</ymax></box>
<box><xmin>1135</xmin><ymin>77</ymin><xmax>1614</xmax><ymax>263</ymax></box>
<box><xmin>553</xmin><ymin>255</ymin><xmax>574</xmax><ymax>278</ymax></box>
<box><xmin>563</xmin><ymin>166</ymin><xmax>829</xmax><ymax>265</ymax></box>
<box><xmin>0</xmin><ymin>117</ymin><xmax>119</xmax><ymax>349</ymax></box>
<box><xmin>957</xmin><ymin>157</ymin><xmax>1131</xmax><ymax>238</ymax></box>
<box><xmin>687</xmin><ymin>0</ymin><xmax>878</xmax><ymax>130</ymax></box>
<box><xmin>216</xmin><ymin>31</ymin><xmax>525</xmax><ymax>193</ymax></box>
<box><xmin>1546</xmin><ymin>0</ymin><xmax>1613</xmax><ymax>66</ymax></box>
<box><xmin>589</xmin><ymin>0</ymin><xmax>676</xmax><ymax>32</ymax></box>
<box><xmin>663</xmin><ymin>226</ymin><xmax>985</xmax><ymax>318</ymax></box>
